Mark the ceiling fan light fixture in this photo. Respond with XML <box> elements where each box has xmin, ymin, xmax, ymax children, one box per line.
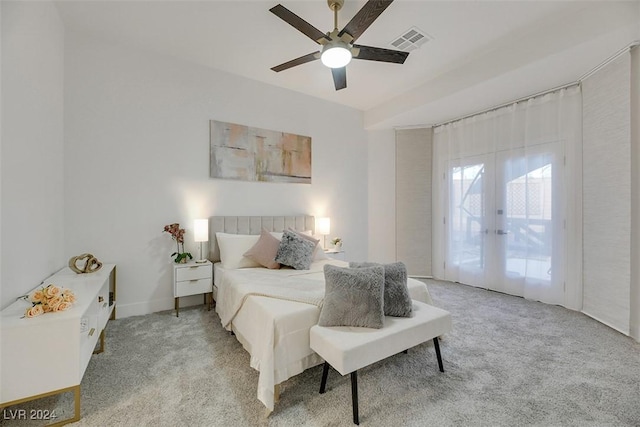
<box><xmin>269</xmin><ymin>0</ymin><xmax>408</xmax><ymax>90</ymax></box>
<box><xmin>321</xmin><ymin>42</ymin><xmax>352</xmax><ymax>68</ymax></box>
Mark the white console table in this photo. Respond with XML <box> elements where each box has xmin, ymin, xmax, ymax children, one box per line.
<box><xmin>0</xmin><ymin>264</ymin><xmax>116</xmax><ymax>426</ymax></box>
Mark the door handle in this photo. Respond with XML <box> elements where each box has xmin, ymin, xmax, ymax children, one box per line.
<box><xmin>496</xmin><ymin>229</ymin><xmax>509</xmax><ymax>235</ymax></box>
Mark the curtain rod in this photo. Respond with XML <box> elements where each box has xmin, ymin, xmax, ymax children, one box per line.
<box><xmin>579</xmin><ymin>40</ymin><xmax>640</xmax><ymax>81</ymax></box>
<box><xmin>427</xmin><ymin>40</ymin><xmax>640</xmax><ymax>130</ymax></box>
<box><xmin>430</xmin><ymin>81</ymin><xmax>579</xmax><ymax>129</ymax></box>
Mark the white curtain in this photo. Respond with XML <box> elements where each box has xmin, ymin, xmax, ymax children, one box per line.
<box><xmin>396</xmin><ymin>128</ymin><xmax>433</xmax><ymax>277</ymax></box>
<box><xmin>582</xmin><ymin>53</ymin><xmax>632</xmax><ymax>334</ymax></box>
<box><xmin>433</xmin><ymin>86</ymin><xmax>582</xmax><ymax>308</ymax></box>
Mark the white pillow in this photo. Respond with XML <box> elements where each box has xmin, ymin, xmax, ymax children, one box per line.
<box><xmin>299</xmin><ymin>229</ymin><xmax>329</xmax><ymax>260</ymax></box>
<box><xmin>216</xmin><ymin>232</ymin><xmax>261</xmax><ymax>269</ymax></box>
<box><xmin>313</xmin><ymin>241</ymin><xmax>329</xmax><ymax>260</ymax></box>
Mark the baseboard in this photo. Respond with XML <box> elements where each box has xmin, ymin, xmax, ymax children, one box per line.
<box><xmin>116</xmin><ymin>295</ymin><xmax>208</xmax><ymax>319</ymax></box>
<box><xmin>629</xmin><ymin>324</ymin><xmax>640</xmax><ymax>342</ymax></box>
<box><xmin>581</xmin><ymin>310</ymin><xmax>630</xmax><ymax>337</ymax></box>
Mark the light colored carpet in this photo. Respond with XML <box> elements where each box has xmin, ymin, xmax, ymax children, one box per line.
<box><xmin>2</xmin><ymin>280</ymin><xmax>639</xmax><ymax>426</ymax></box>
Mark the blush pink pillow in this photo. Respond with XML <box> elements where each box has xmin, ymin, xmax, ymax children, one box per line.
<box><xmin>243</xmin><ymin>228</ymin><xmax>281</xmax><ymax>269</ymax></box>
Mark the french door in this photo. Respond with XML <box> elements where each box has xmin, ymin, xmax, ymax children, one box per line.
<box><xmin>446</xmin><ymin>154</ymin><xmax>493</xmax><ymax>288</ymax></box>
<box><xmin>445</xmin><ymin>142</ymin><xmax>564</xmax><ymax>302</ymax></box>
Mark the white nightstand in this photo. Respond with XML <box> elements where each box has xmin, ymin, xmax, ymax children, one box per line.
<box><xmin>173</xmin><ymin>260</ymin><xmax>213</xmax><ymax>317</ymax></box>
<box><xmin>324</xmin><ymin>250</ymin><xmax>346</xmax><ymax>261</ymax></box>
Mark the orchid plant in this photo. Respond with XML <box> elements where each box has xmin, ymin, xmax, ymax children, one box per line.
<box><xmin>163</xmin><ymin>223</ymin><xmax>193</xmax><ymax>263</ymax></box>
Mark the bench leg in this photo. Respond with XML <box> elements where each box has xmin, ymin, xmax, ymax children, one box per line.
<box><xmin>433</xmin><ymin>337</ymin><xmax>444</xmax><ymax>372</ymax></box>
<box><xmin>351</xmin><ymin>371</ymin><xmax>359</xmax><ymax>425</ymax></box>
<box><xmin>274</xmin><ymin>384</ymin><xmax>280</xmax><ymax>403</ymax></box>
<box><xmin>320</xmin><ymin>362</ymin><xmax>330</xmax><ymax>394</ymax></box>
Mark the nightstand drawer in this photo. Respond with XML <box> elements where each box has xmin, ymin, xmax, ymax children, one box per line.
<box><xmin>176</xmin><ymin>265</ymin><xmax>211</xmax><ymax>281</ymax></box>
<box><xmin>175</xmin><ymin>278</ymin><xmax>212</xmax><ymax>297</ymax></box>
<box><xmin>172</xmin><ymin>260</ymin><xmax>213</xmax><ymax>316</ymax></box>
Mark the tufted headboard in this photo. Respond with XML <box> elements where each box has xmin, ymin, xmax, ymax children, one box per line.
<box><xmin>208</xmin><ymin>215</ymin><xmax>315</xmax><ymax>262</ymax></box>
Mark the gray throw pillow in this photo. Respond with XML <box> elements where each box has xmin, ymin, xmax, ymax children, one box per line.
<box><xmin>275</xmin><ymin>229</ymin><xmax>316</xmax><ymax>270</ymax></box>
<box><xmin>318</xmin><ymin>264</ymin><xmax>385</xmax><ymax>329</ymax></box>
<box><xmin>350</xmin><ymin>261</ymin><xmax>413</xmax><ymax>317</ymax></box>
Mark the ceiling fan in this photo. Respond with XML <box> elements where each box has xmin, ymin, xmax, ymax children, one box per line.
<box><xmin>269</xmin><ymin>0</ymin><xmax>409</xmax><ymax>91</ymax></box>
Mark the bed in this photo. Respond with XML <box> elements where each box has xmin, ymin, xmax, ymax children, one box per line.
<box><xmin>208</xmin><ymin>215</ymin><xmax>434</xmax><ymax>411</ymax></box>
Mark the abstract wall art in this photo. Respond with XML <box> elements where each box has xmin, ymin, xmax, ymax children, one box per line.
<box><xmin>209</xmin><ymin>120</ymin><xmax>312</xmax><ymax>183</ymax></box>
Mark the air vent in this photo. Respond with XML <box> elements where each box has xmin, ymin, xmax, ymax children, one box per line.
<box><xmin>390</xmin><ymin>27</ymin><xmax>431</xmax><ymax>52</ymax></box>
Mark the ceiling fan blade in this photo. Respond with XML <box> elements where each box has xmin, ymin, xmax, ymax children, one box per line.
<box><xmin>271</xmin><ymin>52</ymin><xmax>320</xmax><ymax>72</ymax></box>
<box><xmin>331</xmin><ymin>67</ymin><xmax>347</xmax><ymax>91</ymax></box>
<box><xmin>338</xmin><ymin>0</ymin><xmax>394</xmax><ymax>42</ymax></box>
<box><xmin>270</xmin><ymin>4</ymin><xmax>330</xmax><ymax>44</ymax></box>
<box><xmin>353</xmin><ymin>44</ymin><xmax>408</xmax><ymax>64</ymax></box>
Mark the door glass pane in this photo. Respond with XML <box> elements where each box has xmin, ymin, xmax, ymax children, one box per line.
<box><xmin>503</xmin><ymin>154</ymin><xmax>553</xmax><ymax>283</ymax></box>
<box><xmin>450</xmin><ymin>164</ymin><xmax>485</xmax><ymax>274</ymax></box>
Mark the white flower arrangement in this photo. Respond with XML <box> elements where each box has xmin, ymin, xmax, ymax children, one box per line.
<box><xmin>22</xmin><ymin>284</ymin><xmax>76</xmax><ymax>318</ymax></box>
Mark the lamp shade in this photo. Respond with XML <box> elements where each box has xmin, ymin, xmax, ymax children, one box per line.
<box><xmin>194</xmin><ymin>219</ymin><xmax>209</xmax><ymax>243</ymax></box>
<box><xmin>315</xmin><ymin>217</ymin><xmax>330</xmax><ymax>236</ymax></box>
<box><xmin>321</xmin><ymin>44</ymin><xmax>352</xmax><ymax>68</ymax></box>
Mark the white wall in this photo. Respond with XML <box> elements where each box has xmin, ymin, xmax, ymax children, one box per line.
<box><xmin>1</xmin><ymin>1</ymin><xmax>65</xmax><ymax>309</ymax></box>
<box><xmin>367</xmin><ymin>130</ymin><xmax>396</xmax><ymax>263</ymax></box>
<box><xmin>64</xmin><ymin>33</ymin><xmax>368</xmax><ymax>317</ymax></box>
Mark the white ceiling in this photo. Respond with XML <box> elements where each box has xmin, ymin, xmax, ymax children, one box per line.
<box><xmin>54</xmin><ymin>0</ymin><xmax>640</xmax><ymax>129</ymax></box>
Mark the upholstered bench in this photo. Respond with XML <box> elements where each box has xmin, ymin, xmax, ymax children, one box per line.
<box><xmin>310</xmin><ymin>301</ymin><xmax>452</xmax><ymax>425</ymax></box>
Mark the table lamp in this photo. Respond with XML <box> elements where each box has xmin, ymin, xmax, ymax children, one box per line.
<box><xmin>315</xmin><ymin>217</ymin><xmax>330</xmax><ymax>249</ymax></box>
<box><xmin>194</xmin><ymin>219</ymin><xmax>209</xmax><ymax>263</ymax></box>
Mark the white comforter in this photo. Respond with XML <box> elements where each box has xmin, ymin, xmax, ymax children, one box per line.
<box><xmin>214</xmin><ymin>259</ymin><xmax>433</xmax><ymax>411</ymax></box>
<box><xmin>217</xmin><ymin>264</ymin><xmax>329</xmax><ymax>329</ymax></box>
